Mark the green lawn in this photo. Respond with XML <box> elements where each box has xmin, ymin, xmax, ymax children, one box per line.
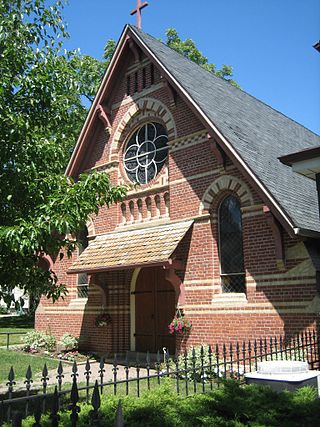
<box><xmin>0</xmin><ymin>349</ymin><xmax>59</xmax><ymax>382</ymax></box>
<box><xmin>0</xmin><ymin>315</ymin><xmax>34</xmax><ymax>347</ymax></box>
<box><xmin>0</xmin><ymin>314</ymin><xmax>34</xmax><ymax>329</ymax></box>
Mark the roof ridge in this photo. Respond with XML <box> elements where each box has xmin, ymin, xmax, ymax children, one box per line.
<box><xmin>129</xmin><ymin>25</ymin><xmax>320</xmax><ymax>140</ymax></box>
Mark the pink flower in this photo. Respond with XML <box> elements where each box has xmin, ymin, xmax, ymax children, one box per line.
<box><xmin>168</xmin><ymin>315</ymin><xmax>192</xmax><ymax>334</ymax></box>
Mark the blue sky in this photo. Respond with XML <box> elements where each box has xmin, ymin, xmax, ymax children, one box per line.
<box><xmin>63</xmin><ymin>0</ymin><xmax>320</xmax><ymax>135</ymax></box>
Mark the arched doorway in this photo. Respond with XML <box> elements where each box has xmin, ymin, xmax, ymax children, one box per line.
<box><xmin>134</xmin><ymin>266</ymin><xmax>176</xmax><ymax>353</ymax></box>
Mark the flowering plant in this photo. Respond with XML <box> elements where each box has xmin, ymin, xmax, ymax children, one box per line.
<box><xmin>168</xmin><ymin>315</ymin><xmax>192</xmax><ymax>335</ymax></box>
<box><xmin>58</xmin><ymin>351</ymin><xmax>79</xmax><ymax>361</ymax></box>
<box><xmin>95</xmin><ymin>312</ymin><xmax>112</xmax><ymax>327</ymax></box>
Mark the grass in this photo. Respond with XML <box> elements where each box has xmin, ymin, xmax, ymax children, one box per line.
<box><xmin>0</xmin><ymin>349</ymin><xmax>59</xmax><ymax>382</ymax></box>
<box><xmin>0</xmin><ymin>315</ymin><xmax>34</xmax><ymax>347</ymax></box>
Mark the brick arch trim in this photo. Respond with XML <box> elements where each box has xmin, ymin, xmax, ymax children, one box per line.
<box><xmin>110</xmin><ymin>97</ymin><xmax>177</xmax><ymax>160</ymax></box>
<box><xmin>199</xmin><ymin>175</ymin><xmax>254</xmax><ymax>214</ymax></box>
<box><xmin>38</xmin><ymin>253</ymin><xmax>54</xmax><ymax>271</ymax></box>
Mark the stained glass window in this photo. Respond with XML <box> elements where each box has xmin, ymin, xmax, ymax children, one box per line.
<box><xmin>219</xmin><ymin>195</ymin><xmax>245</xmax><ymax>293</ymax></box>
<box><xmin>77</xmin><ymin>227</ymin><xmax>89</xmax><ymax>298</ymax></box>
<box><xmin>124</xmin><ymin>122</ymin><xmax>168</xmax><ymax>184</ymax></box>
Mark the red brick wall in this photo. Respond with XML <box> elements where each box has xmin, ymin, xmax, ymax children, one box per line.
<box><xmin>35</xmin><ymin>51</ymin><xmax>320</xmax><ymax>354</ymax></box>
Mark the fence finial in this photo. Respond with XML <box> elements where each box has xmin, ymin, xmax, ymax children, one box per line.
<box><xmin>115</xmin><ymin>400</ymin><xmax>124</xmax><ymax>427</ymax></box>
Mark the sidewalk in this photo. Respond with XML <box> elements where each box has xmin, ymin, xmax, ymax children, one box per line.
<box><xmin>0</xmin><ymin>359</ymin><xmax>156</xmax><ymax>394</ymax></box>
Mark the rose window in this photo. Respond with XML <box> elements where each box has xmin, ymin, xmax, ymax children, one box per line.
<box><xmin>124</xmin><ymin>122</ymin><xmax>168</xmax><ymax>184</ymax></box>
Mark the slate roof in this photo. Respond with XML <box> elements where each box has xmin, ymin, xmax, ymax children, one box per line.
<box><xmin>130</xmin><ymin>25</ymin><xmax>320</xmax><ymax>234</ymax></box>
<box><xmin>69</xmin><ymin>220</ymin><xmax>193</xmax><ymax>273</ymax></box>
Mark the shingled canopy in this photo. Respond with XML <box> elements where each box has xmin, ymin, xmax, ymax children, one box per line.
<box><xmin>68</xmin><ymin>220</ymin><xmax>193</xmax><ymax>274</ymax></box>
<box><xmin>67</xmin><ymin>24</ymin><xmax>320</xmax><ymax>236</ymax></box>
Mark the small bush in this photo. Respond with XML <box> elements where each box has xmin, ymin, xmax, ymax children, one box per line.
<box><xmin>0</xmin><ymin>305</ymin><xmax>9</xmax><ymax>314</ymax></box>
<box><xmin>14</xmin><ymin>381</ymin><xmax>320</xmax><ymax>427</ymax></box>
<box><xmin>59</xmin><ymin>333</ymin><xmax>78</xmax><ymax>351</ymax></box>
<box><xmin>22</xmin><ymin>331</ymin><xmax>56</xmax><ymax>352</ymax></box>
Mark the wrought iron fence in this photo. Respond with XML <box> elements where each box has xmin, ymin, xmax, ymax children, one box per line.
<box><xmin>0</xmin><ymin>332</ymin><xmax>28</xmax><ymax>350</ymax></box>
<box><xmin>0</xmin><ymin>330</ymin><xmax>319</xmax><ymax>426</ymax></box>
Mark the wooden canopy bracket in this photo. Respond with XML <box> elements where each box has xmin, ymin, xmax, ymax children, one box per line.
<box><xmin>96</xmin><ymin>104</ymin><xmax>111</xmax><ymax>135</ymax></box>
<box><xmin>128</xmin><ymin>39</ymin><xmax>140</xmax><ymax>63</ymax></box>
<box><xmin>163</xmin><ymin>259</ymin><xmax>186</xmax><ymax>306</ymax></box>
<box><xmin>38</xmin><ymin>253</ymin><xmax>54</xmax><ymax>272</ymax></box>
<box><xmin>304</xmin><ymin>240</ymin><xmax>320</xmax><ymax>293</ymax></box>
<box><xmin>163</xmin><ymin>259</ymin><xmax>184</xmax><ymax>270</ymax></box>
<box><xmin>263</xmin><ymin>206</ymin><xmax>285</xmax><ymax>269</ymax></box>
<box><xmin>91</xmin><ymin>275</ymin><xmax>107</xmax><ymax>307</ymax></box>
<box><xmin>207</xmin><ymin>134</ymin><xmax>226</xmax><ymax>168</ymax></box>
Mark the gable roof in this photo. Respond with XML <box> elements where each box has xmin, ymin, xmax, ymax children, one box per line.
<box><xmin>129</xmin><ymin>25</ymin><xmax>320</xmax><ymax>236</ymax></box>
<box><xmin>68</xmin><ymin>24</ymin><xmax>320</xmax><ymax>237</ymax></box>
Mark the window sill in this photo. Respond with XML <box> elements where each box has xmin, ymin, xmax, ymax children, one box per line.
<box><xmin>212</xmin><ymin>293</ymin><xmax>247</xmax><ymax>307</ymax></box>
<box><xmin>69</xmin><ymin>298</ymin><xmax>88</xmax><ymax>306</ymax></box>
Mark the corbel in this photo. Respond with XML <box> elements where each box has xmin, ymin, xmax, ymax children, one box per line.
<box><xmin>96</xmin><ymin>104</ymin><xmax>111</xmax><ymax>135</ymax></box>
<box><xmin>163</xmin><ymin>259</ymin><xmax>186</xmax><ymax>306</ymax></box>
<box><xmin>263</xmin><ymin>206</ymin><xmax>285</xmax><ymax>269</ymax></box>
<box><xmin>38</xmin><ymin>253</ymin><xmax>54</xmax><ymax>272</ymax></box>
<box><xmin>304</xmin><ymin>240</ymin><xmax>320</xmax><ymax>293</ymax></box>
<box><xmin>163</xmin><ymin>258</ymin><xmax>184</xmax><ymax>270</ymax></box>
<box><xmin>128</xmin><ymin>39</ymin><xmax>140</xmax><ymax>63</ymax></box>
<box><xmin>207</xmin><ymin>133</ymin><xmax>226</xmax><ymax>168</ymax></box>
<box><xmin>164</xmin><ymin>79</ymin><xmax>177</xmax><ymax>107</ymax></box>
<box><xmin>92</xmin><ymin>274</ymin><xmax>107</xmax><ymax>307</ymax></box>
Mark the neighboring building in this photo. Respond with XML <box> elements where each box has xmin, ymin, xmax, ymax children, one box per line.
<box><xmin>280</xmin><ymin>146</ymin><xmax>320</xmax><ymax>218</ymax></box>
<box><xmin>36</xmin><ymin>25</ymin><xmax>320</xmax><ymax>354</ymax></box>
<box><xmin>0</xmin><ymin>288</ymin><xmax>29</xmax><ymax>312</ymax></box>
<box><xmin>280</xmin><ymin>146</ymin><xmax>320</xmax><ymax>180</ymax></box>
<box><xmin>280</xmin><ymin>144</ymin><xmax>320</xmax><ymax>186</ymax></box>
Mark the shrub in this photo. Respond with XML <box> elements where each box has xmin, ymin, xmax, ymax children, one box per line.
<box><xmin>59</xmin><ymin>333</ymin><xmax>78</xmax><ymax>351</ymax></box>
<box><xmin>0</xmin><ymin>305</ymin><xmax>8</xmax><ymax>314</ymax></box>
<box><xmin>22</xmin><ymin>331</ymin><xmax>56</xmax><ymax>352</ymax></box>
<box><xmin>12</xmin><ymin>381</ymin><xmax>320</xmax><ymax>427</ymax></box>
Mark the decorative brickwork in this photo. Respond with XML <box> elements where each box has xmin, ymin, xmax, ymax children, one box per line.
<box><xmin>36</xmin><ymin>37</ymin><xmax>320</xmax><ymax>355</ymax></box>
<box><xmin>118</xmin><ymin>191</ymin><xmax>169</xmax><ymax>226</ymax></box>
<box><xmin>200</xmin><ymin>175</ymin><xmax>254</xmax><ymax>215</ymax></box>
<box><xmin>111</xmin><ymin>97</ymin><xmax>177</xmax><ymax>162</ymax></box>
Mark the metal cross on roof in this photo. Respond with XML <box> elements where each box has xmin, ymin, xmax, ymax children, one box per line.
<box><xmin>130</xmin><ymin>0</ymin><xmax>149</xmax><ymax>30</ymax></box>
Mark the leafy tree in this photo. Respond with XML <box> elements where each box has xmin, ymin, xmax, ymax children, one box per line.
<box><xmin>165</xmin><ymin>28</ymin><xmax>238</xmax><ymax>86</ymax></box>
<box><xmin>75</xmin><ymin>28</ymin><xmax>239</xmax><ymax>107</ymax></box>
<box><xmin>0</xmin><ymin>2</ymin><xmax>237</xmax><ymax>307</ymax></box>
<box><xmin>70</xmin><ymin>39</ymin><xmax>116</xmax><ymax>104</ymax></box>
<box><xmin>94</xmin><ymin>29</ymin><xmax>238</xmax><ymax>92</ymax></box>
<box><xmin>0</xmin><ymin>0</ymin><xmax>127</xmax><ymax>306</ymax></box>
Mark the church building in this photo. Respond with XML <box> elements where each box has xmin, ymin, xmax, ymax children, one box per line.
<box><xmin>35</xmin><ymin>24</ymin><xmax>320</xmax><ymax>355</ymax></box>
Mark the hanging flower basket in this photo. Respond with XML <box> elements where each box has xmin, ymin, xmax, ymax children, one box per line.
<box><xmin>95</xmin><ymin>312</ymin><xmax>112</xmax><ymax>328</ymax></box>
<box><xmin>168</xmin><ymin>310</ymin><xmax>192</xmax><ymax>335</ymax></box>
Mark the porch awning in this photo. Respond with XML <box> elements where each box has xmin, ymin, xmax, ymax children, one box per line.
<box><xmin>68</xmin><ymin>220</ymin><xmax>193</xmax><ymax>274</ymax></box>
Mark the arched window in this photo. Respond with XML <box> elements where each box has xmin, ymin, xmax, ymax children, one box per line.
<box><xmin>218</xmin><ymin>195</ymin><xmax>245</xmax><ymax>293</ymax></box>
<box><xmin>77</xmin><ymin>226</ymin><xmax>89</xmax><ymax>298</ymax></box>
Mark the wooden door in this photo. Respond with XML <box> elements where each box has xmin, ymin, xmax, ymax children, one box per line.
<box><xmin>135</xmin><ymin>267</ymin><xmax>176</xmax><ymax>353</ymax></box>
